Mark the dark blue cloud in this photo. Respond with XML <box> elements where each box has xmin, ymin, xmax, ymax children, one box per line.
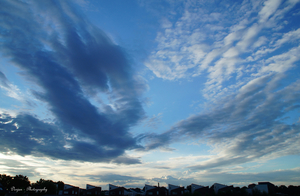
<box><xmin>0</xmin><ymin>0</ymin><xmax>146</xmax><ymax>163</ymax></box>
<box><xmin>0</xmin><ymin>71</ymin><xmax>9</xmax><ymax>88</ymax></box>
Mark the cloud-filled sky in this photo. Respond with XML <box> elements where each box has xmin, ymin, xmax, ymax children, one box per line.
<box><xmin>0</xmin><ymin>0</ymin><xmax>300</xmax><ymax>189</ymax></box>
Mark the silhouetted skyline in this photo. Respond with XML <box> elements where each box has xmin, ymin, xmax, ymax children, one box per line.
<box><xmin>0</xmin><ymin>0</ymin><xmax>300</xmax><ymax>189</ymax></box>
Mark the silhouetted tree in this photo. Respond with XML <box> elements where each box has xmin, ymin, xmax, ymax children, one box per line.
<box><xmin>0</xmin><ymin>182</ymin><xmax>7</xmax><ymax>196</ymax></box>
<box><xmin>57</xmin><ymin>181</ymin><xmax>64</xmax><ymax>191</ymax></box>
<box><xmin>11</xmin><ymin>175</ymin><xmax>31</xmax><ymax>189</ymax></box>
<box><xmin>288</xmin><ymin>185</ymin><xmax>300</xmax><ymax>196</ymax></box>
<box><xmin>9</xmin><ymin>175</ymin><xmax>31</xmax><ymax>196</ymax></box>
<box><xmin>0</xmin><ymin>174</ymin><xmax>13</xmax><ymax>189</ymax></box>
<box><xmin>32</xmin><ymin>179</ymin><xmax>57</xmax><ymax>195</ymax></box>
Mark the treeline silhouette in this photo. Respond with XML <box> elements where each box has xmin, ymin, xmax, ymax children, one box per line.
<box><xmin>0</xmin><ymin>174</ymin><xmax>64</xmax><ymax>196</ymax></box>
<box><xmin>1</xmin><ymin>174</ymin><xmax>300</xmax><ymax>196</ymax></box>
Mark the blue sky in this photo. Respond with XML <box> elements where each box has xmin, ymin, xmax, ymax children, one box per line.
<box><xmin>0</xmin><ymin>0</ymin><xmax>300</xmax><ymax>190</ymax></box>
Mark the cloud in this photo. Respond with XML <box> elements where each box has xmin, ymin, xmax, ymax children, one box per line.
<box><xmin>150</xmin><ymin>175</ymin><xmax>195</xmax><ymax>187</ymax></box>
<box><xmin>258</xmin><ymin>0</ymin><xmax>282</xmax><ymax>23</ymax></box>
<box><xmin>0</xmin><ymin>113</ymin><xmax>136</xmax><ymax>163</ymax></box>
<box><xmin>87</xmin><ymin>174</ymin><xmax>145</xmax><ymax>187</ymax></box>
<box><xmin>194</xmin><ymin>168</ymin><xmax>300</xmax><ymax>186</ymax></box>
<box><xmin>0</xmin><ymin>158</ymin><xmax>41</xmax><ymax>178</ymax></box>
<box><xmin>143</xmin><ymin>113</ymin><xmax>163</xmax><ymax>129</ymax></box>
<box><xmin>0</xmin><ymin>0</ymin><xmax>146</xmax><ymax>163</ymax></box>
<box><xmin>145</xmin><ymin>0</ymin><xmax>299</xmax><ymax>101</ymax></box>
<box><xmin>274</xmin><ymin>28</ymin><xmax>300</xmax><ymax>47</ymax></box>
<box><xmin>153</xmin><ymin>166</ymin><xmax>171</xmax><ymax>169</ymax></box>
<box><xmin>0</xmin><ymin>71</ymin><xmax>9</xmax><ymax>88</ymax></box>
<box><xmin>142</xmin><ymin>72</ymin><xmax>300</xmax><ymax>170</ymax></box>
<box><xmin>0</xmin><ymin>71</ymin><xmax>26</xmax><ymax>102</ymax></box>
<box><xmin>260</xmin><ymin>45</ymin><xmax>300</xmax><ymax>74</ymax></box>
<box><xmin>97</xmin><ymin>174</ymin><xmax>144</xmax><ymax>182</ymax></box>
<box><xmin>148</xmin><ymin>167</ymin><xmax>300</xmax><ymax>187</ymax></box>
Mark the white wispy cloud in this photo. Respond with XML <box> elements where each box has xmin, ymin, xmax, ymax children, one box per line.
<box><xmin>146</xmin><ymin>0</ymin><xmax>299</xmax><ymax>101</ymax></box>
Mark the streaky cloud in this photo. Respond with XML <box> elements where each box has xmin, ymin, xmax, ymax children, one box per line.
<box><xmin>142</xmin><ymin>73</ymin><xmax>300</xmax><ymax>169</ymax></box>
<box><xmin>0</xmin><ymin>71</ymin><xmax>9</xmax><ymax>88</ymax></box>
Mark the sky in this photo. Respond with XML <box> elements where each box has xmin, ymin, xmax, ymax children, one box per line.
<box><xmin>0</xmin><ymin>0</ymin><xmax>300</xmax><ymax>190</ymax></box>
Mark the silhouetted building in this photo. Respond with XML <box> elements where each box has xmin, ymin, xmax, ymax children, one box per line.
<box><xmin>193</xmin><ymin>186</ymin><xmax>211</xmax><ymax>196</ymax></box>
<box><xmin>258</xmin><ymin>182</ymin><xmax>275</xmax><ymax>194</ymax></box>
<box><xmin>218</xmin><ymin>185</ymin><xmax>233</xmax><ymax>194</ymax></box>
<box><xmin>63</xmin><ymin>184</ymin><xmax>80</xmax><ymax>196</ymax></box>
<box><xmin>190</xmin><ymin>184</ymin><xmax>204</xmax><ymax>194</ymax></box>
<box><xmin>211</xmin><ymin>183</ymin><xmax>233</xmax><ymax>194</ymax></box>
<box><xmin>126</xmin><ymin>188</ymin><xmax>144</xmax><ymax>196</ymax></box>
<box><xmin>145</xmin><ymin>185</ymin><xmax>168</xmax><ymax>196</ymax></box>
<box><xmin>109</xmin><ymin>184</ymin><xmax>128</xmax><ymax>196</ymax></box>
<box><xmin>83</xmin><ymin>184</ymin><xmax>101</xmax><ymax>196</ymax></box>
<box><xmin>168</xmin><ymin>184</ymin><xmax>184</xmax><ymax>196</ymax></box>
<box><xmin>248</xmin><ymin>184</ymin><xmax>256</xmax><ymax>189</ymax></box>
